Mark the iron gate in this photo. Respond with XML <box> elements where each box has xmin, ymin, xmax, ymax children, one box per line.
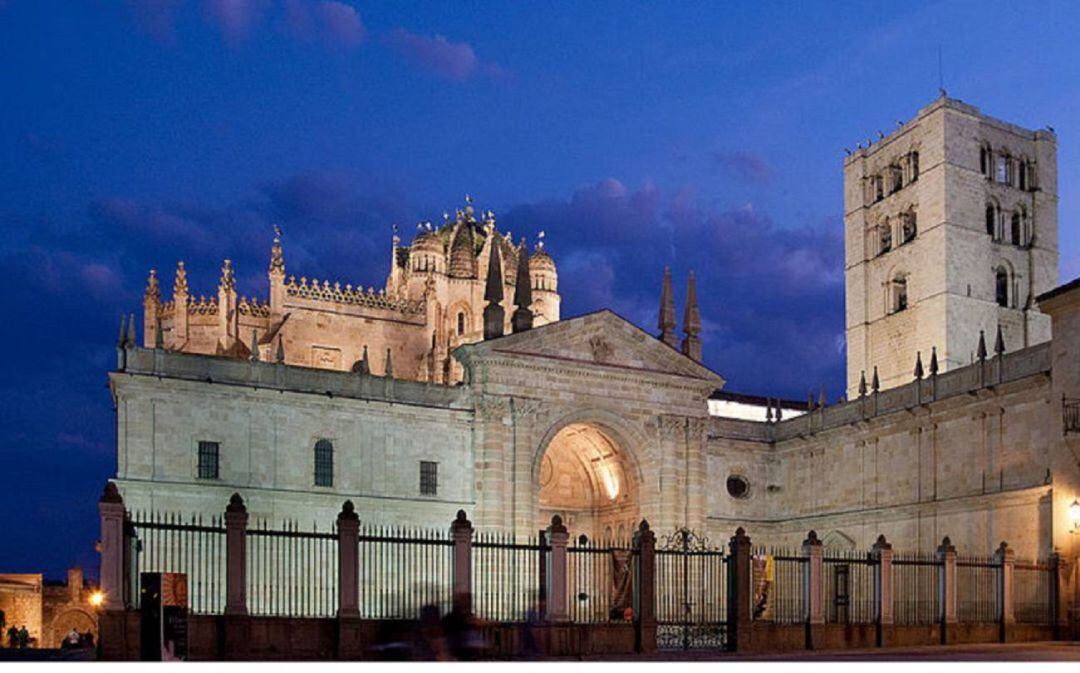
<box><xmin>655</xmin><ymin>528</ymin><xmax>728</xmax><ymax>650</ymax></box>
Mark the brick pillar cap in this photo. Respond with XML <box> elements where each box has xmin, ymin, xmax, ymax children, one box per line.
<box><xmin>634</xmin><ymin>519</ymin><xmax>655</xmax><ymax>546</ymax></box>
<box><xmin>938</xmin><ymin>536</ymin><xmax>955</xmax><ymax>553</ymax></box>
<box><xmin>99</xmin><ymin>481</ymin><xmax>123</xmax><ymax>504</ymax></box>
<box><xmin>731</xmin><ymin>527</ymin><xmax>750</xmax><ymax>545</ymax></box>
<box><xmin>873</xmin><ymin>534</ymin><xmax>892</xmax><ymax>551</ymax></box>
<box><xmin>451</xmin><ymin>509</ymin><xmax>472</xmax><ymax>532</ymax></box>
<box><xmin>338</xmin><ymin>500</ymin><xmax>359</xmax><ymax>522</ymax></box>
<box><xmin>226</xmin><ymin>492</ymin><xmax>246</xmax><ymax>514</ymax></box>
<box><xmin>803</xmin><ymin>530</ymin><xmax>821</xmax><ymax>546</ymax></box>
<box><xmin>997</xmin><ymin>541</ymin><xmax>1010</xmax><ymax>553</ymax></box>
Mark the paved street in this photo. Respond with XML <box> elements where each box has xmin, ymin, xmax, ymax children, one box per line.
<box><xmin>575</xmin><ymin>642</ymin><xmax>1080</xmax><ymax>662</ymax></box>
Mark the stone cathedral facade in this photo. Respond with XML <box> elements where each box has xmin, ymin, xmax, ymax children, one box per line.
<box><xmin>109</xmin><ymin>96</ymin><xmax>1080</xmax><ymax>564</ymax></box>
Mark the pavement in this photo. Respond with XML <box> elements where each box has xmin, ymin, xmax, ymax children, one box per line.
<box><xmin>575</xmin><ymin>641</ymin><xmax>1080</xmax><ymax>661</ymax></box>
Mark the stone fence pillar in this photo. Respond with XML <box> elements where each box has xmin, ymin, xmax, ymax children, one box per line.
<box><xmin>872</xmin><ymin>535</ymin><xmax>893</xmax><ymax>647</ymax></box>
<box><xmin>633</xmin><ymin>520</ymin><xmax>656</xmax><ymax>653</ymax></box>
<box><xmin>1050</xmin><ymin>552</ymin><xmax>1071</xmax><ymax>639</ymax></box>
<box><xmin>802</xmin><ymin>531</ymin><xmax>824</xmax><ymax>626</ymax></box>
<box><xmin>727</xmin><ymin>527</ymin><xmax>752</xmax><ymax>652</ymax></box>
<box><xmin>450</xmin><ymin>510</ymin><xmax>474</xmax><ymax>615</ymax></box>
<box><xmin>337</xmin><ymin>501</ymin><xmax>360</xmax><ymax>618</ymax></box>
<box><xmin>938</xmin><ymin>536</ymin><xmax>957</xmax><ymax>642</ymax></box>
<box><xmin>996</xmin><ymin>541</ymin><xmax>1015</xmax><ymax>630</ymax></box>
<box><xmin>546</xmin><ymin>515</ymin><xmax>569</xmax><ymax>623</ymax></box>
<box><xmin>224</xmin><ymin>493</ymin><xmax>249</xmax><ymax>616</ymax></box>
<box><xmin>98</xmin><ymin>482</ymin><xmax>126</xmax><ymax>612</ymax></box>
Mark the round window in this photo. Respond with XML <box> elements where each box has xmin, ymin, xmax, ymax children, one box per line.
<box><xmin>726</xmin><ymin>475</ymin><xmax>750</xmax><ymax>499</ymax></box>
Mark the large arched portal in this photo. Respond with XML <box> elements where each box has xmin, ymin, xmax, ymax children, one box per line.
<box><xmin>537</xmin><ymin>423</ymin><xmax>639</xmax><ymax>542</ymax></box>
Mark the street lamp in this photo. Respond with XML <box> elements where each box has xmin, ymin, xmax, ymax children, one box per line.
<box><xmin>88</xmin><ymin>591</ymin><xmax>105</xmax><ymax>608</ymax></box>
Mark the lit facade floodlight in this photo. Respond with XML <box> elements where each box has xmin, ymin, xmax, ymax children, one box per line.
<box><xmin>89</xmin><ymin>590</ymin><xmax>105</xmax><ymax>608</ymax></box>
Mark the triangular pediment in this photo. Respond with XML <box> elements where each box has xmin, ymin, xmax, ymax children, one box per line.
<box><xmin>456</xmin><ymin>310</ymin><xmax>724</xmax><ymax>384</ymax></box>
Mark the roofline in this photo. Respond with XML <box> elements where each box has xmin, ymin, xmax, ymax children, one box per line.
<box><xmin>1036</xmin><ymin>276</ymin><xmax>1080</xmax><ymax>305</ymax></box>
<box><xmin>709</xmin><ymin>389</ymin><xmax>809</xmax><ymax>410</ymax></box>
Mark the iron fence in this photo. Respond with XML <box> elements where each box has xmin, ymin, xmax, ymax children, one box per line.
<box><xmin>892</xmin><ymin>552</ymin><xmax>941</xmax><ymax>625</ymax></box>
<box><xmin>823</xmin><ymin>550</ymin><xmax>877</xmax><ymax>624</ymax></box>
<box><xmin>472</xmin><ymin>530</ymin><xmax>547</xmax><ymax>622</ymax></box>
<box><xmin>655</xmin><ymin>529</ymin><xmax>727</xmax><ymax>650</ymax></box>
<box><xmin>358</xmin><ymin>524</ymin><xmax>453</xmax><ymax>620</ymax></box>
<box><xmin>568</xmin><ymin>534</ymin><xmax>635</xmax><ymax>623</ymax></box>
<box><xmin>956</xmin><ymin>555</ymin><xmax>1000</xmax><ymax>624</ymax></box>
<box><xmin>751</xmin><ymin>547</ymin><xmax>805</xmax><ymax>624</ymax></box>
<box><xmin>247</xmin><ymin>519</ymin><xmax>338</xmax><ymax>617</ymax></box>
<box><xmin>127</xmin><ymin>511</ymin><xmax>226</xmax><ymax>614</ymax></box>
<box><xmin>1014</xmin><ymin>559</ymin><xmax>1054</xmax><ymax>625</ymax></box>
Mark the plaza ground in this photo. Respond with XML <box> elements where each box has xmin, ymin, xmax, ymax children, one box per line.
<box><xmin>576</xmin><ymin>642</ymin><xmax>1080</xmax><ymax>662</ymax></box>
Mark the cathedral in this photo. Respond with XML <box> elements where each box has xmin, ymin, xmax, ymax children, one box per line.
<box><xmin>109</xmin><ymin>95</ymin><xmax>1080</xmax><ymax>563</ymax></box>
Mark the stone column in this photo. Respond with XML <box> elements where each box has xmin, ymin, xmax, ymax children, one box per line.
<box><xmin>633</xmin><ymin>520</ymin><xmax>657</xmax><ymax>653</ymax></box>
<box><xmin>546</xmin><ymin>515</ymin><xmax>569</xmax><ymax>623</ymax></box>
<box><xmin>938</xmin><ymin>537</ymin><xmax>957</xmax><ymax>642</ymax></box>
<box><xmin>337</xmin><ymin>501</ymin><xmax>360</xmax><ymax>618</ymax></box>
<box><xmin>996</xmin><ymin>541</ymin><xmax>1015</xmax><ymax>632</ymax></box>
<box><xmin>727</xmin><ymin>527</ymin><xmax>752</xmax><ymax>652</ymax></box>
<box><xmin>872</xmin><ymin>535</ymin><xmax>893</xmax><ymax>647</ymax></box>
<box><xmin>224</xmin><ymin>493</ymin><xmax>249</xmax><ymax>616</ymax></box>
<box><xmin>98</xmin><ymin>482</ymin><xmax>126</xmax><ymax>612</ymax></box>
<box><xmin>451</xmin><ymin>510</ymin><xmax>474</xmax><ymax>615</ymax></box>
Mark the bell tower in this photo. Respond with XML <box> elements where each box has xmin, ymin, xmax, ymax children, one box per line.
<box><xmin>844</xmin><ymin>96</ymin><xmax>1058</xmax><ymax>397</ymax></box>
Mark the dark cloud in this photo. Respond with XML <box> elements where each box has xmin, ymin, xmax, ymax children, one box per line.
<box><xmin>713</xmin><ymin>150</ymin><xmax>776</xmax><ymax>186</ymax></box>
<box><xmin>388</xmin><ymin>29</ymin><xmax>483</xmax><ymax>81</ymax></box>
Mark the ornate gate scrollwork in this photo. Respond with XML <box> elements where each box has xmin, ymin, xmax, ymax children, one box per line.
<box><xmin>655</xmin><ymin>528</ymin><xmax>728</xmax><ymax>650</ymax></box>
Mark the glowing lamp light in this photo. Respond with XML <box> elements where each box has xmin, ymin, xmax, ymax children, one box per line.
<box><xmin>598</xmin><ymin>461</ymin><xmax>620</xmax><ymax>501</ymax></box>
<box><xmin>89</xmin><ymin>591</ymin><xmax>105</xmax><ymax>608</ymax></box>
<box><xmin>1070</xmin><ymin>499</ymin><xmax>1080</xmax><ymax>533</ymax></box>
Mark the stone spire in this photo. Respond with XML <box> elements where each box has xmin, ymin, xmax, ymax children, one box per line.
<box><xmin>858</xmin><ymin>370</ymin><xmax>868</xmax><ymax>397</ymax></box>
<box><xmin>144</xmin><ymin>269</ymin><xmax>161</xmax><ymax>348</ymax></box>
<box><xmin>914</xmin><ymin>351</ymin><xmax>924</xmax><ymax>379</ymax></box>
<box><xmin>144</xmin><ymin>269</ymin><xmax>161</xmax><ymax>305</ymax></box>
<box><xmin>275</xmin><ymin>337</ymin><xmax>285</xmax><ymax>364</ymax></box>
<box><xmin>483</xmin><ymin>239</ymin><xmax>505</xmax><ymax>340</ymax></box>
<box><xmin>355</xmin><ymin>345</ymin><xmax>369</xmax><ymax>375</ymax></box>
<box><xmin>448</xmin><ymin>222</ymin><xmax>475</xmax><ymax>278</ymax></box>
<box><xmin>658</xmin><ymin>267</ymin><xmax>677</xmax><ymax>348</ymax></box>
<box><xmin>249</xmin><ymin>329</ymin><xmax>259</xmax><ymax>362</ymax></box>
<box><xmin>929</xmin><ymin>347</ymin><xmax>939</xmax><ymax>376</ymax></box>
<box><xmin>871</xmin><ymin>366</ymin><xmax>880</xmax><ymax>393</ymax></box>
<box><xmin>977</xmin><ymin>330</ymin><xmax>988</xmax><ymax>361</ymax></box>
<box><xmin>269</xmin><ymin>225</ymin><xmax>285</xmax><ymax>277</ymax></box>
<box><xmin>117</xmin><ymin>314</ymin><xmax>128</xmax><ymax>348</ymax></box>
<box><xmin>173</xmin><ymin>261</ymin><xmax>188</xmax><ymax>297</ymax></box>
<box><xmin>994</xmin><ymin>325</ymin><xmax>1005</xmax><ymax>356</ymax></box>
<box><xmin>127</xmin><ymin>313</ymin><xmax>136</xmax><ymax>346</ymax></box>
<box><xmin>512</xmin><ymin>241</ymin><xmax>534</xmax><ymax>333</ymax></box>
<box><xmin>384</xmin><ymin>348</ymin><xmax>393</xmax><ymax>378</ymax></box>
<box><xmin>680</xmin><ymin>271</ymin><xmax>702</xmax><ymax>362</ymax></box>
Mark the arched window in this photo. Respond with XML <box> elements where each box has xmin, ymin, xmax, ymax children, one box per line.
<box><xmin>457</xmin><ymin>311</ymin><xmax>466</xmax><ymax>335</ymax></box>
<box><xmin>980</xmin><ymin>145</ymin><xmax>990</xmax><ymax>176</ymax></box>
<box><xmin>891</xmin><ymin>275</ymin><xmax>908</xmax><ymax>313</ymax></box>
<box><xmin>890</xmin><ymin>166</ymin><xmax>903</xmax><ymax>194</ymax></box>
<box><xmin>314</xmin><ymin>439</ymin><xmax>333</xmax><ymax>487</ymax></box>
<box><xmin>909</xmin><ymin>151</ymin><xmax>919</xmax><ymax>182</ymax></box>
<box><xmin>995</xmin><ymin>268</ymin><xmax>1009</xmax><ymax>308</ymax></box>
<box><xmin>1018</xmin><ymin>160</ymin><xmax>1027</xmax><ymax>190</ymax></box>
<box><xmin>902</xmin><ymin>210</ymin><xmax>917</xmax><ymax>244</ymax></box>
<box><xmin>1011</xmin><ymin>212</ymin><xmax>1021</xmax><ymax>246</ymax></box>
<box><xmin>985</xmin><ymin>204</ymin><xmax>998</xmax><ymax>239</ymax></box>
<box><xmin>875</xmin><ymin>175</ymin><xmax>884</xmax><ymax>202</ymax></box>
<box><xmin>878</xmin><ymin>222</ymin><xmax>892</xmax><ymax>255</ymax></box>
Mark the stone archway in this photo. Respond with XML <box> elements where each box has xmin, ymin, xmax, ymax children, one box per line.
<box><xmin>49</xmin><ymin>608</ymin><xmax>96</xmax><ymax>649</ymax></box>
<box><xmin>536</xmin><ymin>422</ymin><xmax>640</xmax><ymax>543</ymax></box>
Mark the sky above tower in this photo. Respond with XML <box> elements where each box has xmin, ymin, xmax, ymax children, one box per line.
<box><xmin>1</xmin><ymin>0</ymin><xmax>1079</xmax><ymax>576</ymax></box>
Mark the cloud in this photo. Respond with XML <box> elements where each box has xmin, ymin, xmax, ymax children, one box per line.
<box><xmin>713</xmin><ymin>150</ymin><xmax>776</xmax><ymax>185</ymax></box>
<box><xmin>388</xmin><ymin>29</ymin><xmax>483</xmax><ymax>81</ymax></box>
<box><xmin>202</xmin><ymin>0</ymin><xmax>269</xmax><ymax>44</ymax></box>
<box><xmin>283</xmin><ymin>0</ymin><xmax>366</xmax><ymax>48</ymax></box>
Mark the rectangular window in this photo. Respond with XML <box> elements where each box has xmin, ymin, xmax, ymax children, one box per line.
<box><xmin>420</xmin><ymin>461</ymin><xmax>438</xmax><ymax>496</ymax></box>
<box><xmin>314</xmin><ymin>440</ymin><xmax>334</xmax><ymax>487</ymax></box>
<box><xmin>995</xmin><ymin>156</ymin><xmax>1009</xmax><ymax>184</ymax></box>
<box><xmin>198</xmin><ymin>441</ymin><xmax>220</xmax><ymax>480</ymax></box>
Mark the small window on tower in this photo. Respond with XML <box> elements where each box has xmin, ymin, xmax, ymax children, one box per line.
<box><xmin>314</xmin><ymin>439</ymin><xmax>333</xmax><ymax>487</ymax></box>
<box><xmin>985</xmin><ymin>204</ymin><xmax>997</xmax><ymax>238</ymax></box>
<box><xmin>995</xmin><ymin>156</ymin><xmax>1009</xmax><ymax>184</ymax></box>
<box><xmin>457</xmin><ymin>312</ymin><xmax>465</xmax><ymax>336</ymax></box>
<box><xmin>891</xmin><ymin>276</ymin><xmax>908</xmax><ymax>313</ymax></box>
<box><xmin>996</xmin><ymin>269</ymin><xmax>1009</xmax><ymax>308</ymax></box>
<box><xmin>1011</xmin><ymin>212</ymin><xmax>1021</xmax><ymax>246</ymax></box>
<box><xmin>909</xmin><ymin>151</ymin><xmax>919</xmax><ymax>182</ymax></box>
<box><xmin>902</xmin><ymin>211</ymin><xmax>917</xmax><ymax>244</ymax></box>
<box><xmin>980</xmin><ymin>146</ymin><xmax>989</xmax><ymax>176</ymax></box>
<box><xmin>879</xmin><ymin>225</ymin><xmax>892</xmax><ymax>255</ymax></box>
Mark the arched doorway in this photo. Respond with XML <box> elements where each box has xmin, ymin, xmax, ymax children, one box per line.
<box><xmin>537</xmin><ymin>423</ymin><xmax>639</xmax><ymax>543</ymax></box>
<box><xmin>49</xmin><ymin>608</ymin><xmax>96</xmax><ymax>649</ymax></box>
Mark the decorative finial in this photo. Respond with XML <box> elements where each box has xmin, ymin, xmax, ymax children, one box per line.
<box><xmin>270</xmin><ymin>226</ymin><xmax>285</xmax><ymax>275</ymax></box>
<box><xmin>220</xmin><ymin>259</ymin><xmax>235</xmax><ymax>291</ymax></box>
<box><xmin>977</xmin><ymin>330</ymin><xmax>987</xmax><ymax>361</ymax></box>
<box><xmin>871</xmin><ymin>366</ymin><xmax>880</xmax><ymax>393</ymax></box>
<box><xmin>173</xmin><ymin>261</ymin><xmax>188</xmax><ymax>296</ymax></box>
<box><xmin>512</xmin><ymin>240</ymin><xmax>534</xmax><ymax>333</ymax></box>
<box><xmin>276</xmin><ymin>338</ymin><xmax>285</xmax><ymax>364</ymax></box>
<box><xmin>680</xmin><ymin>271</ymin><xmax>702</xmax><ymax>362</ymax></box>
<box><xmin>858</xmin><ymin>370</ymin><xmax>867</xmax><ymax>397</ymax></box>
<box><xmin>384</xmin><ymin>348</ymin><xmax>393</xmax><ymax>378</ymax></box>
<box><xmin>658</xmin><ymin>267</ymin><xmax>677</xmax><ymax>347</ymax></box>
<box><xmin>537</xmin><ymin>230</ymin><xmax>546</xmax><ymax>249</ymax></box>
<box><xmin>929</xmin><ymin>347</ymin><xmax>939</xmax><ymax>376</ymax></box>
<box><xmin>117</xmin><ymin>314</ymin><xmax>128</xmax><ymax>348</ymax></box>
<box><xmin>994</xmin><ymin>325</ymin><xmax>1005</xmax><ymax>357</ymax></box>
<box><xmin>144</xmin><ymin>269</ymin><xmax>161</xmax><ymax>303</ymax></box>
<box><xmin>483</xmin><ymin>237</ymin><xmax>505</xmax><ymax>341</ymax></box>
<box><xmin>127</xmin><ymin>313</ymin><xmax>136</xmax><ymax>346</ymax></box>
<box><xmin>249</xmin><ymin>329</ymin><xmax>259</xmax><ymax>361</ymax></box>
<box><xmin>914</xmin><ymin>351</ymin><xmax>924</xmax><ymax>379</ymax></box>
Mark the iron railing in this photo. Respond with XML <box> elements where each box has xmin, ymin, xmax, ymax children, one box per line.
<box><xmin>892</xmin><ymin>552</ymin><xmax>941</xmax><ymax>625</ymax></box>
<box><xmin>568</xmin><ymin>534</ymin><xmax>635</xmax><ymax>623</ymax></box>
<box><xmin>358</xmin><ymin>524</ymin><xmax>453</xmax><ymax>620</ymax></box>
<box><xmin>127</xmin><ymin>511</ymin><xmax>226</xmax><ymax>614</ymax></box>
<box><xmin>823</xmin><ymin>550</ymin><xmax>877</xmax><ymax>624</ymax></box>
<box><xmin>1065</xmin><ymin>398</ymin><xmax>1080</xmax><ymax>434</ymax></box>
<box><xmin>956</xmin><ymin>555</ymin><xmax>1000</xmax><ymax>624</ymax></box>
<box><xmin>247</xmin><ymin>519</ymin><xmax>338</xmax><ymax>617</ymax></box>
<box><xmin>1014</xmin><ymin>559</ymin><xmax>1055</xmax><ymax>625</ymax></box>
<box><xmin>751</xmin><ymin>547</ymin><xmax>805</xmax><ymax>624</ymax></box>
<box><xmin>472</xmin><ymin>530</ymin><xmax>547</xmax><ymax>622</ymax></box>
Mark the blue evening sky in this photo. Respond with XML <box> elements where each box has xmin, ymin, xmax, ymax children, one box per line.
<box><xmin>1</xmin><ymin>0</ymin><xmax>1078</xmax><ymax>577</ymax></box>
